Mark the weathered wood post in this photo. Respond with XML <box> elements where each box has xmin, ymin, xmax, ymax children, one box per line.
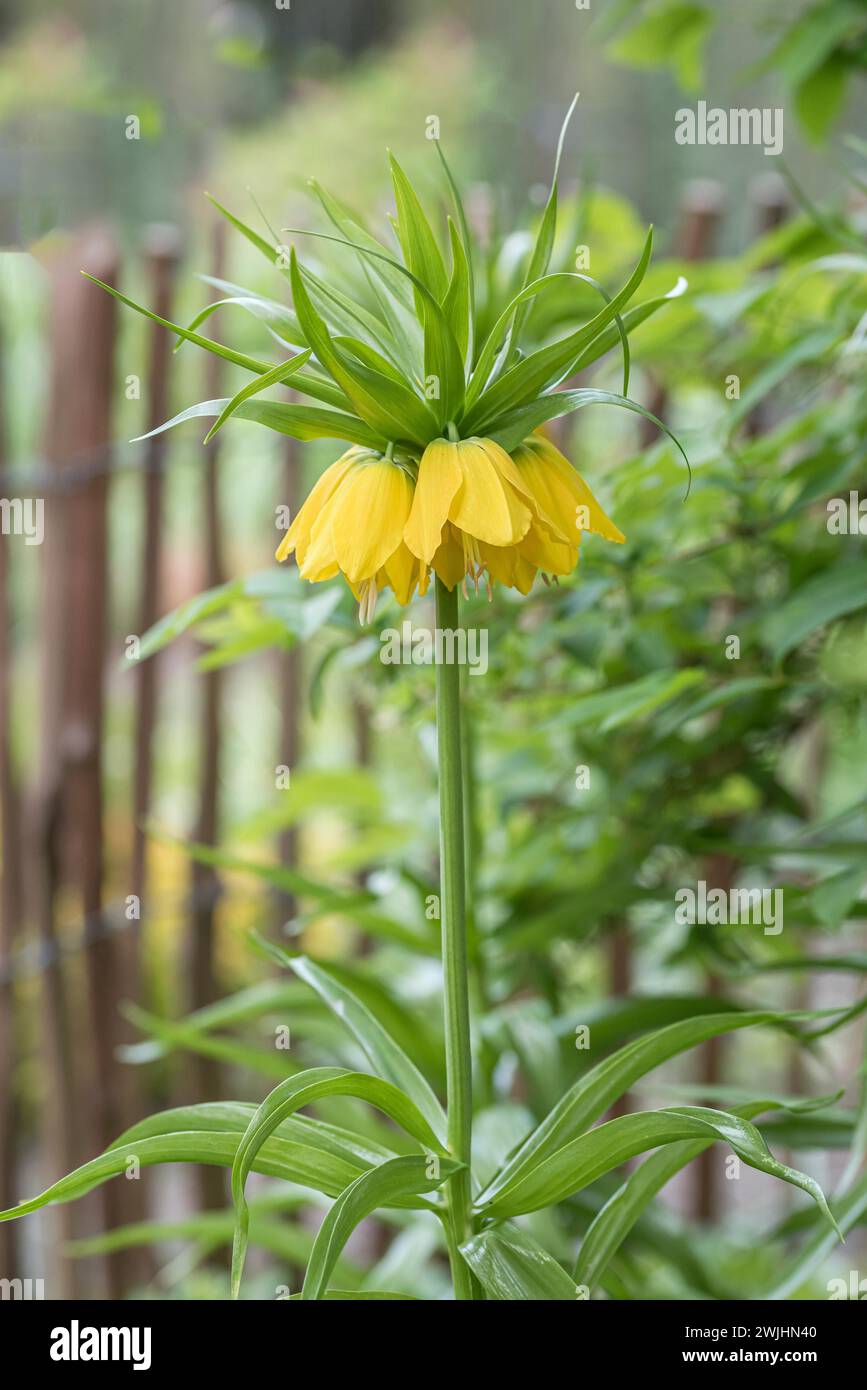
<box><xmin>132</xmin><ymin>225</ymin><xmax>182</xmax><ymax>936</ymax></box>
<box><xmin>188</xmin><ymin>220</ymin><xmax>227</xmax><ymax>1214</ymax></box>
<box><xmin>59</xmin><ymin>230</ymin><xmax>128</xmax><ymax>1294</ymax></box>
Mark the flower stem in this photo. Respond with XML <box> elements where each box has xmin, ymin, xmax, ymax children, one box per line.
<box><xmin>434</xmin><ymin>576</ymin><xmax>476</xmax><ymax>1300</ymax></box>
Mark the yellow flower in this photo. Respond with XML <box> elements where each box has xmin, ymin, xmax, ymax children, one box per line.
<box><xmin>276</xmin><ymin>446</ymin><xmax>428</xmax><ymax>621</ymax></box>
<box><xmin>278</xmin><ymin>433</ymin><xmax>624</xmax><ymax>617</ymax></box>
<box><xmin>404</xmin><ymin>436</ymin><xmax>545</xmax><ymax>587</ymax></box>
<box><xmin>404</xmin><ymin>433</ymin><xmax>623</xmax><ymax>595</ymax></box>
<box><xmin>474</xmin><ymin>432</ymin><xmax>624</xmax><ymax>591</ymax></box>
<box><xmin>512</xmin><ymin>433</ymin><xmax>625</xmax><ymax>548</ymax></box>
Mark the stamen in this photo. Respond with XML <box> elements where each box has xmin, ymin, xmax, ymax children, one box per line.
<box><xmin>358</xmin><ymin>579</ymin><xmax>378</xmax><ymax>625</ymax></box>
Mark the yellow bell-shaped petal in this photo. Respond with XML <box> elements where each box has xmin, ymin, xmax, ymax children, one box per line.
<box><xmin>278</xmin><ymin>447</ymin><xmax>427</xmax><ymax>618</ymax></box>
<box><xmin>275</xmin><ymin>446</ymin><xmax>366</xmax><ymax>565</ymax></box>
<box><xmin>315</xmin><ymin>455</ymin><xmax>414</xmax><ymax>585</ymax></box>
<box><xmin>404</xmin><ymin>437</ymin><xmax>535</xmax><ymax>565</ymax></box>
<box><xmin>512</xmin><ymin>434</ymin><xmax>625</xmax><ymax>545</ymax></box>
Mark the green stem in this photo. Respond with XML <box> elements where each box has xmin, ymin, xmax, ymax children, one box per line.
<box><xmin>434</xmin><ymin>576</ymin><xmax>476</xmax><ymax>1300</ymax></box>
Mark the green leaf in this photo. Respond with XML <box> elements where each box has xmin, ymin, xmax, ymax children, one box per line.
<box><xmin>67</xmin><ymin>1193</ymin><xmax>361</xmax><ymax>1283</ymax></box>
<box><xmin>202</xmin><ymin>349</ymin><xmax>312</xmax><ymax>443</ymax></box>
<box><xmin>308</xmin><ymin>180</ymin><xmax>416</xmax><ymax>314</ymax></box>
<box><xmin>179</xmin><ymin>292</ymin><xmax>304</xmax><ymax>350</ymax></box>
<box><xmin>299</xmin><ymin>264</ymin><xmax>396</xmax><ymax>365</ymax></box>
<box><xmin>123</xmin><ymin>1005</ymin><xmax>297</xmax><ymax>1081</ymax></box>
<box><xmin>545</xmin><ymin>668</ymin><xmax>705</xmax><ymax>732</ymax></box>
<box><xmin>574</xmin><ymin>1094</ymin><xmax>842</xmax><ymax>1292</ymax></box>
<box><xmin>0</xmin><ymin>1117</ymin><xmax>384</xmax><ymax>1224</ymax></box>
<box><xmin>464</xmin><ymin>229</ymin><xmax>653</xmax><ymax>433</ymax></box>
<box><xmin>285</xmin><ymin>1290</ymin><xmax>418</xmax><ymax>1301</ymax></box>
<box><xmin>300</xmin><ymin>1155</ymin><xmax>458</xmax><ymax>1299</ymax></box>
<box><xmin>761</xmin><ymin>560</ymin><xmax>867</xmax><ymax>662</ymax></box>
<box><xmin>382</xmin><ymin>159</ymin><xmax>469</xmax><ymax>423</ymax></box>
<box><xmin>609</xmin><ymin>4</ymin><xmax>713</xmax><ymax>91</ymax></box>
<box><xmin>443</xmin><ymin>218</ymin><xmax>471</xmax><ymax>366</ymax></box>
<box><xmin>205</xmin><ymin>192</ymin><xmax>283</xmax><ymax>269</ymax></box>
<box><xmin>510</xmin><ymin>92</ymin><xmax>578</xmax><ymax>352</ymax></box>
<box><xmin>487</xmin><ymin>386</ymin><xmax>690</xmax><ymax>487</ymax></box>
<box><xmin>118</xmin><ymin>980</ymin><xmax>306</xmax><ymax>1066</ymax></box>
<box><xmin>796</xmin><ymin>56</ymin><xmax>850</xmax><ymax>142</ymax></box>
<box><xmin>115</xmin><ymin>1102</ymin><xmax>397</xmax><ymax>1172</ymax></box>
<box><xmin>433</xmin><ymin>140</ymin><xmax>475</xmax><ymax>332</ymax></box>
<box><xmin>810</xmin><ymin>866</ymin><xmax>865</xmax><ymax>928</ymax></box>
<box><xmin>132</xmin><ymin>571</ymin><xmax>343</xmax><ymax>665</ymax></box>
<box><xmin>465</xmin><ymin>268</ymin><xmax>633</xmax><ymax>422</ymax></box>
<box><xmin>82</xmin><ymin>274</ymin><xmax>271</xmax><ymax>377</ymax></box>
<box><xmin>230</xmin><ymin>1067</ymin><xmax>447</xmax><ymax>1298</ymax></box>
<box><xmin>265</xmin><ymin>948</ymin><xmax>448</xmax><ymax>1146</ymax></box>
<box><xmin>388</xmin><ymin>152</ymin><xmax>449</xmax><ymax>306</ymax></box>
<box><xmin>460</xmin><ymin>1223</ymin><xmax>580</xmax><ymax>1300</ymax></box>
<box><xmin>285</xmin><ymin>225</ymin><xmax>465</xmax><ymax>427</ymax></box>
<box><xmin>764</xmin><ymin>0</ymin><xmax>862</xmax><ymax>89</ymax></box>
<box><xmin>764</xmin><ymin>1167</ymin><xmax>867</xmax><ymax>1300</ymax></box>
<box><xmin>134</xmin><ymin>397</ymin><xmax>383</xmax><ymax>449</ymax></box>
<box><xmin>289</xmin><ymin>248</ymin><xmax>437</xmax><ymax>443</ymax></box>
<box><xmin>131</xmin><ymin>579</ymin><xmax>240</xmax><ymax>661</ymax></box>
<box><xmin>477</xmin><ymin>1010</ymin><xmax>789</xmax><ymax>1207</ymax></box>
<box><xmin>476</xmin><ymin>1105</ymin><xmax>839</xmax><ymax>1233</ymax></box>
<box><xmin>568</xmin><ymin>276</ymin><xmax>688</xmax><ymax>375</ymax></box>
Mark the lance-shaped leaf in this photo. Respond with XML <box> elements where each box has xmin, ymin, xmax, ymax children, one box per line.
<box><xmin>289</xmin><ymin>247</ymin><xmax>437</xmax><ymax>443</ymax></box>
<box><xmin>433</xmin><ymin>140</ymin><xmax>475</xmax><ymax>334</ymax></box>
<box><xmin>389</xmin><ymin>152</ymin><xmax>449</xmax><ymax>307</ymax></box>
<box><xmin>460</xmin><ymin>1223</ymin><xmax>580</xmax><ymax>1300</ymax></box>
<box><xmin>300</xmin><ymin>263</ymin><xmax>398</xmax><ymax>366</ymax></box>
<box><xmin>476</xmin><ymin>1010</ymin><xmax>789</xmax><ymax>1208</ymax></box>
<box><xmin>308</xmin><ymin>178</ymin><xmax>416</xmax><ymax>315</ymax></box>
<box><xmin>765</xmin><ymin>1167</ymin><xmax>867</xmax><ymax>1300</ymax></box>
<box><xmin>476</xmin><ymin>1105</ymin><xmax>839</xmax><ymax>1233</ymax></box>
<box><xmin>230</xmin><ymin>1066</ymin><xmax>447</xmax><ymax>1298</ymax></box>
<box><xmin>301</xmin><ymin>1155</ymin><xmax>459</xmax><ymax>1300</ymax></box>
<box><xmin>443</xmin><ymin>217</ymin><xmax>472</xmax><ymax>366</ymax></box>
<box><xmin>263</xmin><ymin>948</ymin><xmax>448</xmax><ymax>1146</ymax></box>
<box><xmin>180</xmin><ymin>291</ymin><xmax>305</xmax><ymax>350</ymax></box>
<box><xmin>509</xmin><ymin>91</ymin><xmax>579</xmax><ymax>352</ymax></box>
<box><xmin>569</xmin><ymin>276</ymin><xmax>689</xmax><ymax>376</ymax></box>
<box><xmin>83</xmin><ymin>274</ymin><xmax>272</xmax><ymax>376</ymax></box>
<box><xmin>464</xmin><ymin>267</ymin><xmax>633</xmax><ymax>420</ymax></box>
<box><xmin>574</xmin><ymin>1092</ymin><xmax>843</xmax><ymax>1293</ymax></box>
<box><xmin>0</xmin><ymin>1119</ymin><xmax>376</xmax><ymax>1223</ymax></box>
<box><xmin>203</xmin><ymin>349</ymin><xmax>312</xmax><ymax>442</ymax></box>
<box><xmin>487</xmin><ymin>386</ymin><xmax>690</xmax><ymax>489</ymax></box>
<box><xmin>463</xmin><ymin>228</ymin><xmax>653</xmax><ymax>430</ymax></box>
<box><xmin>205</xmin><ymin>192</ymin><xmax>284</xmax><ymax>271</ymax></box>
<box><xmin>134</xmin><ymin>397</ymin><xmax>384</xmax><ymax>449</ymax></box>
<box><xmin>284</xmin><ymin>224</ymin><xmax>464</xmax><ymax>428</ymax></box>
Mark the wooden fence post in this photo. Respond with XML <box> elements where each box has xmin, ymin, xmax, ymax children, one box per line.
<box><xmin>57</xmin><ymin>229</ymin><xmax>130</xmax><ymax>1294</ymax></box>
<box><xmin>132</xmin><ymin>225</ymin><xmax>182</xmax><ymax>936</ymax></box>
<box><xmin>188</xmin><ymin>220</ymin><xmax>227</xmax><ymax>1214</ymax></box>
<box><xmin>122</xmin><ymin>224</ymin><xmax>183</xmax><ymax>1288</ymax></box>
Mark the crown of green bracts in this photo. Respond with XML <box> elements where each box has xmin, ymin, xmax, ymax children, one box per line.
<box><xmin>87</xmin><ymin>96</ymin><xmax>686</xmax><ymax>618</ymax></box>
